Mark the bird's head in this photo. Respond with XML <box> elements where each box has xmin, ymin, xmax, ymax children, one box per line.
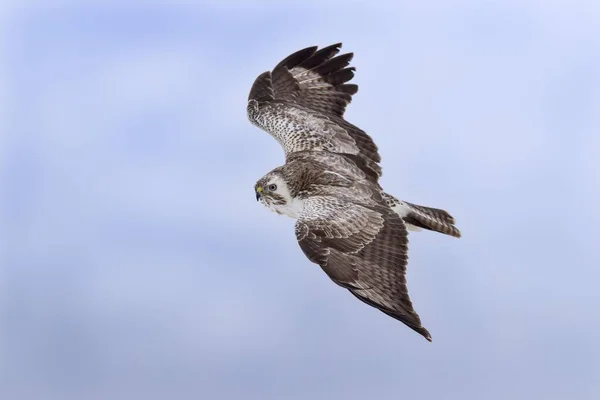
<box><xmin>254</xmin><ymin>170</ymin><xmax>292</xmax><ymax>211</ymax></box>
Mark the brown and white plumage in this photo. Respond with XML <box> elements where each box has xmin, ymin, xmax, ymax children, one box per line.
<box><xmin>247</xmin><ymin>43</ymin><xmax>382</xmax><ymax>180</ymax></box>
<box><xmin>247</xmin><ymin>43</ymin><xmax>461</xmax><ymax>238</ymax></box>
<box><xmin>249</xmin><ymin>44</ymin><xmax>463</xmax><ymax>341</ymax></box>
<box><xmin>255</xmin><ymin>155</ymin><xmax>431</xmax><ymax>341</ymax></box>
<box><xmin>296</xmin><ymin>196</ymin><xmax>431</xmax><ymax>341</ymax></box>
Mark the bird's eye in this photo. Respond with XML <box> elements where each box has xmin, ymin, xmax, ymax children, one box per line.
<box><xmin>268</xmin><ymin>184</ymin><xmax>277</xmax><ymax>191</ymax></box>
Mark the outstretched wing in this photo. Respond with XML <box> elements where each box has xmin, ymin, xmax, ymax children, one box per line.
<box><xmin>247</xmin><ymin>43</ymin><xmax>382</xmax><ymax>180</ymax></box>
<box><xmin>294</xmin><ymin>195</ymin><xmax>432</xmax><ymax>341</ymax></box>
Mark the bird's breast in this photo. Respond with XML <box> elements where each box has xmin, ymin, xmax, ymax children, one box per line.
<box><xmin>266</xmin><ymin>197</ymin><xmax>305</xmax><ymax>219</ymax></box>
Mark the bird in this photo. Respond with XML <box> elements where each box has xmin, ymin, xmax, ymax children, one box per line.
<box><xmin>248</xmin><ymin>43</ymin><xmax>461</xmax><ymax>341</ymax></box>
<box><xmin>247</xmin><ymin>43</ymin><xmax>461</xmax><ymax>238</ymax></box>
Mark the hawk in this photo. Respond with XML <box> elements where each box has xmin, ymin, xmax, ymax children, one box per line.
<box><xmin>248</xmin><ymin>43</ymin><xmax>461</xmax><ymax>341</ymax></box>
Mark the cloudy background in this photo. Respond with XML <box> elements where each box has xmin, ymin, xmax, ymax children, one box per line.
<box><xmin>2</xmin><ymin>1</ymin><xmax>599</xmax><ymax>399</ymax></box>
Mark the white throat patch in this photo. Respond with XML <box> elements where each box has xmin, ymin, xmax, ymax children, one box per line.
<box><xmin>261</xmin><ymin>175</ymin><xmax>305</xmax><ymax>219</ymax></box>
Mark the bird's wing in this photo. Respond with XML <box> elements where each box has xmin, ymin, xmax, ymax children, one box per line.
<box><xmin>295</xmin><ymin>195</ymin><xmax>431</xmax><ymax>341</ymax></box>
<box><xmin>247</xmin><ymin>43</ymin><xmax>382</xmax><ymax>181</ymax></box>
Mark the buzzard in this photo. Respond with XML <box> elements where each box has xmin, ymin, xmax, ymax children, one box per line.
<box><xmin>248</xmin><ymin>43</ymin><xmax>461</xmax><ymax>341</ymax></box>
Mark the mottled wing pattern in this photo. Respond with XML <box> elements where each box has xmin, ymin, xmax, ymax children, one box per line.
<box><xmin>382</xmin><ymin>193</ymin><xmax>462</xmax><ymax>238</ymax></box>
<box><xmin>295</xmin><ymin>196</ymin><xmax>432</xmax><ymax>341</ymax></box>
<box><xmin>250</xmin><ymin>43</ymin><xmax>357</xmax><ymax>116</ymax></box>
<box><xmin>247</xmin><ymin>43</ymin><xmax>382</xmax><ymax>180</ymax></box>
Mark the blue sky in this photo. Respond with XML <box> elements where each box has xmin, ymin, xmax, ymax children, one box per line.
<box><xmin>2</xmin><ymin>2</ymin><xmax>599</xmax><ymax>399</ymax></box>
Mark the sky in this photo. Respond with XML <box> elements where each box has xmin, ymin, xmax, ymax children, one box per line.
<box><xmin>1</xmin><ymin>1</ymin><xmax>599</xmax><ymax>399</ymax></box>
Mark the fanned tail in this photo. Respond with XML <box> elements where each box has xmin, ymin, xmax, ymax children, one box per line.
<box><xmin>402</xmin><ymin>202</ymin><xmax>461</xmax><ymax>238</ymax></box>
<box><xmin>383</xmin><ymin>193</ymin><xmax>462</xmax><ymax>238</ymax></box>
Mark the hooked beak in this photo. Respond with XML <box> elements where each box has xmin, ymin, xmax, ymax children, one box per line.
<box><xmin>255</xmin><ymin>186</ymin><xmax>263</xmax><ymax>201</ymax></box>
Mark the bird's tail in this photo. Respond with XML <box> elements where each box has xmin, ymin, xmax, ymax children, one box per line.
<box><xmin>383</xmin><ymin>193</ymin><xmax>462</xmax><ymax>238</ymax></box>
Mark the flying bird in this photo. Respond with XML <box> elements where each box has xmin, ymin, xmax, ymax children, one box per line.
<box><xmin>247</xmin><ymin>43</ymin><xmax>461</xmax><ymax>341</ymax></box>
